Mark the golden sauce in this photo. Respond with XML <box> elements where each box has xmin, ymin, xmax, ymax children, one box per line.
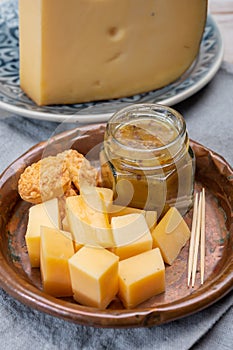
<box><xmin>114</xmin><ymin>119</ymin><xmax>178</xmax><ymax>149</ymax></box>
<box><xmin>100</xmin><ymin>106</ymin><xmax>195</xmax><ymax>219</ymax></box>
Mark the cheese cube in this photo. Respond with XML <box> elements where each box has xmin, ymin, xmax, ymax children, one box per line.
<box><xmin>151</xmin><ymin>207</ymin><xmax>190</xmax><ymax>265</ymax></box>
<box><xmin>80</xmin><ymin>186</ymin><xmax>113</xmax><ymax>215</ymax></box>
<box><xmin>40</xmin><ymin>226</ymin><xmax>74</xmax><ymax>297</ymax></box>
<box><xmin>144</xmin><ymin>211</ymin><xmax>157</xmax><ymax>231</ymax></box>
<box><xmin>118</xmin><ymin>248</ymin><xmax>165</xmax><ymax>308</ymax></box>
<box><xmin>61</xmin><ymin>215</ymin><xmax>83</xmax><ymax>252</ymax></box>
<box><xmin>25</xmin><ymin>198</ymin><xmax>60</xmax><ymax>267</ymax></box>
<box><xmin>19</xmin><ymin>0</ymin><xmax>207</xmax><ymax>105</ymax></box>
<box><xmin>66</xmin><ymin>195</ymin><xmax>113</xmax><ymax>247</ymax></box>
<box><xmin>108</xmin><ymin>204</ymin><xmax>144</xmax><ymax>219</ymax></box>
<box><xmin>109</xmin><ymin>204</ymin><xmax>157</xmax><ymax>231</ymax></box>
<box><xmin>110</xmin><ymin>214</ymin><xmax>152</xmax><ymax>260</ymax></box>
<box><xmin>96</xmin><ymin>187</ymin><xmax>113</xmax><ymax>207</ymax></box>
<box><xmin>62</xmin><ymin>215</ymin><xmax>70</xmax><ymax>232</ymax></box>
<box><xmin>68</xmin><ymin>246</ymin><xmax>119</xmax><ymax>308</ymax></box>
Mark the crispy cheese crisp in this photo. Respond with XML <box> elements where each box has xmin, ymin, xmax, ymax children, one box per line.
<box><xmin>18</xmin><ymin>149</ymin><xmax>98</xmax><ymax>204</ymax></box>
<box><xmin>63</xmin><ymin>149</ymin><xmax>98</xmax><ymax>191</ymax></box>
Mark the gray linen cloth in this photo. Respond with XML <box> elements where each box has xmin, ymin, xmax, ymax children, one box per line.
<box><xmin>0</xmin><ymin>62</ymin><xmax>232</xmax><ymax>350</ymax></box>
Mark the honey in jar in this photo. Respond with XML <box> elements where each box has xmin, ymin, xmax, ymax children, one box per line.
<box><xmin>100</xmin><ymin>104</ymin><xmax>195</xmax><ymax>219</ymax></box>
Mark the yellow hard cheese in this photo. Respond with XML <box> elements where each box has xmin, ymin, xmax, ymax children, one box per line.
<box><xmin>61</xmin><ymin>216</ymin><xmax>83</xmax><ymax>252</ymax></box>
<box><xmin>95</xmin><ymin>187</ymin><xmax>114</xmax><ymax>208</ymax></box>
<box><xmin>40</xmin><ymin>226</ymin><xmax>74</xmax><ymax>297</ymax></box>
<box><xmin>25</xmin><ymin>198</ymin><xmax>60</xmax><ymax>267</ymax></box>
<box><xmin>110</xmin><ymin>214</ymin><xmax>152</xmax><ymax>260</ymax></box>
<box><xmin>118</xmin><ymin>248</ymin><xmax>165</xmax><ymax>308</ymax></box>
<box><xmin>66</xmin><ymin>194</ymin><xmax>113</xmax><ymax>247</ymax></box>
<box><xmin>62</xmin><ymin>215</ymin><xmax>70</xmax><ymax>232</ymax></box>
<box><xmin>108</xmin><ymin>204</ymin><xmax>143</xmax><ymax>219</ymax></box>
<box><xmin>19</xmin><ymin>0</ymin><xmax>207</xmax><ymax>105</ymax></box>
<box><xmin>145</xmin><ymin>211</ymin><xmax>157</xmax><ymax>231</ymax></box>
<box><xmin>152</xmin><ymin>207</ymin><xmax>190</xmax><ymax>265</ymax></box>
<box><xmin>80</xmin><ymin>186</ymin><xmax>113</xmax><ymax>214</ymax></box>
<box><xmin>68</xmin><ymin>246</ymin><xmax>119</xmax><ymax>308</ymax></box>
<box><xmin>108</xmin><ymin>204</ymin><xmax>157</xmax><ymax>231</ymax></box>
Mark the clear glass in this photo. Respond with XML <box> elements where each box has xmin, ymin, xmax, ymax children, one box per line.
<box><xmin>100</xmin><ymin>104</ymin><xmax>195</xmax><ymax>218</ymax></box>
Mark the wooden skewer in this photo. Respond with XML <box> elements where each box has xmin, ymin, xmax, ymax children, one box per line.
<box><xmin>200</xmin><ymin>188</ymin><xmax>206</xmax><ymax>284</ymax></box>
<box><xmin>187</xmin><ymin>188</ymin><xmax>206</xmax><ymax>287</ymax></box>
<box><xmin>187</xmin><ymin>192</ymin><xmax>199</xmax><ymax>287</ymax></box>
<box><xmin>191</xmin><ymin>192</ymin><xmax>202</xmax><ymax>287</ymax></box>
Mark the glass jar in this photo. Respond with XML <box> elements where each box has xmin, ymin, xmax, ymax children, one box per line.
<box><xmin>100</xmin><ymin>104</ymin><xmax>195</xmax><ymax>219</ymax></box>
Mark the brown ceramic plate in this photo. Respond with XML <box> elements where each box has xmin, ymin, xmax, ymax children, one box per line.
<box><xmin>0</xmin><ymin>124</ymin><xmax>232</xmax><ymax>328</ymax></box>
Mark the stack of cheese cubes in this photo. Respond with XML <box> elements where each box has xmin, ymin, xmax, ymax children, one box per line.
<box><xmin>25</xmin><ymin>187</ymin><xmax>190</xmax><ymax>309</ymax></box>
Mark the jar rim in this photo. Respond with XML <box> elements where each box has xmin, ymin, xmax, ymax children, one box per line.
<box><xmin>106</xmin><ymin>103</ymin><xmax>186</xmax><ymax>153</ymax></box>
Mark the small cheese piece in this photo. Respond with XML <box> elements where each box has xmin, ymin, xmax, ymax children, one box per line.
<box><xmin>68</xmin><ymin>246</ymin><xmax>119</xmax><ymax>308</ymax></box>
<box><xmin>61</xmin><ymin>214</ymin><xmax>83</xmax><ymax>252</ymax></box>
<box><xmin>109</xmin><ymin>204</ymin><xmax>157</xmax><ymax>231</ymax></box>
<box><xmin>144</xmin><ymin>211</ymin><xmax>157</xmax><ymax>231</ymax></box>
<box><xmin>151</xmin><ymin>207</ymin><xmax>190</xmax><ymax>265</ymax></box>
<box><xmin>96</xmin><ymin>187</ymin><xmax>113</xmax><ymax>205</ymax></box>
<box><xmin>108</xmin><ymin>204</ymin><xmax>143</xmax><ymax>219</ymax></box>
<box><xmin>40</xmin><ymin>226</ymin><xmax>74</xmax><ymax>297</ymax></box>
<box><xmin>25</xmin><ymin>198</ymin><xmax>60</xmax><ymax>267</ymax></box>
<box><xmin>19</xmin><ymin>0</ymin><xmax>207</xmax><ymax>105</ymax></box>
<box><xmin>62</xmin><ymin>215</ymin><xmax>70</xmax><ymax>232</ymax></box>
<box><xmin>110</xmin><ymin>214</ymin><xmax>152</xmax><ymax>260</ymax></box>
<box><xmin>80</xmin><ymin>186</ymin><xmax>113</xmax><ymax>214</ymax></box>
<box><xmin>66</xmin><ymin>195</ymin><xmax>113</xmax><ymax>247</ymax></box>
<box><xmin>118</xmin><ymin>248</ymin><xmax>165</xmax><ymax>308</ymax></box>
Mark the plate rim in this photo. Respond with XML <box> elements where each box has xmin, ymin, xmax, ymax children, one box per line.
<box><xmin>0</xmin><ymin>124</ymin><xmax>232</xmax><ymax>328</ymax></box>
<box><xmin>0</xmin><ymin>9</ymin><xmax>224</xmax><ymax>123</ymax></box>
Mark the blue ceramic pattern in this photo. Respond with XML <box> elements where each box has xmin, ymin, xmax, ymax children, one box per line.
<box><xmin>0</xmin><ymin>0</ymin><xmax>223</xmax><ymax>122</ymax></box>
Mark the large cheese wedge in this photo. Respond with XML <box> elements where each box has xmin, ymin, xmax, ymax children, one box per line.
<box><xmin>68</xmin><ymin>246</ymin><xmax>119</xmax><ymax>308</ymax></box>
<box><xmin>66</xmin><ymin>195</ymin><xmax>113</xmax><ymax>247</ymax></box>
<box><xmin>151</xmin><ymin>207</ymin><xmax>190</xmax><ymax>265</ymax></box>
<box><xmin>40</xmin><ymin>227</ymin><xmax>74</xmax><ymax>297</ymax></box>
<box><xmin>110</xmin><ymin>214</ymin><xmax>152</xmax><ymax>260</ymax></box>
<box><xmin>118</xmin><ymin>248</ymin><xmax>165</xmax><ymax>308</ymax></box>
<box><xmin>19</xmin><ymin>0</ymin><xmax>207</xmax><ymax>105</ymax></box>
<box><xmin>25</xmin><ymin>198</ymin><xmax>60</xmax><ymax>267</ymax></box>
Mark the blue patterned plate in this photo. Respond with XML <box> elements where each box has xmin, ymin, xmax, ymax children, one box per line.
<box><xmin>0</xmin><ymin>0</ymin><xmax>224</xmax><ymax>123</ymax></box>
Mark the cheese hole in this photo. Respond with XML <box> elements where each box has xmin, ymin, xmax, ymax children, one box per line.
<box><xmin>93</xmin><ymin>80</ymin><xmax>101</xmax><ymax>87</ymax></box>
<box><xmin>108</xmin><ymin>27</ymin><xmax>124</xmax><ymax>41</ymax></box>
